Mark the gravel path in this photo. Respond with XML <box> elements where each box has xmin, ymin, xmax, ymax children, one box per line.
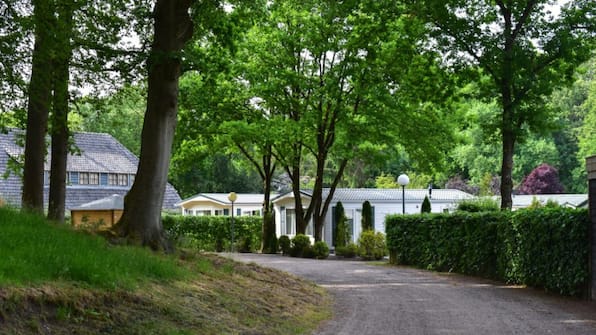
<box><xmin>228</xmin><ymin>254</ymin><xmax>596</xmax><ymax>335</ymax></box>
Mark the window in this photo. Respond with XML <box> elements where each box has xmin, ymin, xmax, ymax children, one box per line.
<box><xmin>108</xmin><ymin>173</ymin><xmax>118</xmax><ymax>185</ymax></box>
<box><xmin>214</xmin><ymin>210</ymin><xmax>224</xmax><ymax>216</ymax></box>
<box><xmin>89</xmin><ymin>173</ymin><xmax>99</xmax><ymax>185</ymax></box>
<box><xmin>118</xmin><ymin>174</ymin><xmax>128</xmax><ymax>186</ymax></box>
<box><xmin>79</xmin><ymin>172</ymin><xmax>89</xmax><ymax>185</ymax></box>
<box><xmin>197</xmin><ymin>210</ymin><xmax>211</xmax><ymax>216</ymax></box>
<box><xmin>285</xmin><ymin>209</ymin><xmax>295</xmax><ymax>236</ymax></box>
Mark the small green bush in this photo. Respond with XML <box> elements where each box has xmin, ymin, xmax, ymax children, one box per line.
<box><xmin>357</xmin><ymin>230</ymin><xmax>387</xmax><ymax>260</ymax></box>
<box><xmin>313</xmin><ymin>241</ymin><xmax>330</xmax><ymax>259</ymax></box>
<box><xmin>456</xmin><ymin>198</ymin><xmax>499</xmax><ymax>212</ymax></box>
<box><xmin>335</xmin><ymin>242</ymin><xmax>358</xmax><ymax>258</ymax></box>
<box><xmin>278</xmin><ymin>235</ymin><xmax>291</xmax><ymax>255</ymax></box>
<box><xmin>290</xmin><ymin>234</ymin><xmax>311</xmax><ymax>258</ymax></box>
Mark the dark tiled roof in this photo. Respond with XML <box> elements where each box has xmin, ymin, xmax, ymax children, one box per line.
<box><xmin>0</xmin><ymin>129</ymin><xmax>181</xmax><ymax>210</ymax></box>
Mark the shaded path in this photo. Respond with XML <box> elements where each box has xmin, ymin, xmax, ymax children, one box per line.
<box><xmin>228</xmin><ymin>254</ymin><xmax>596</xmax><ymax>335</ymax></box>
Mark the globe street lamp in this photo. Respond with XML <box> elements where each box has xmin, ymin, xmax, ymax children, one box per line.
<box><xmin>228</xmin><ymin>192</ymin><xmax>237</xmax><ymax>252</ymax></box>
<box><xmin>397</xmin><ymin>174</ymin><xmax>409</xmax><ymax>215</ymax></box>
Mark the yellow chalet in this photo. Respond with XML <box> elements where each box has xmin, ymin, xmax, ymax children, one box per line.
<box><xmin>176</xmin><ymin>193</ymin><xmax>275</xmax><ymax>217</ymax></box>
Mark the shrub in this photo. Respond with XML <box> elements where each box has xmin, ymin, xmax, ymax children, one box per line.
<box><xmin>335</xmin><ymin>242</ymin><xmax>358</xmax><ymax>258</ymax></box>
<box><xmin>385</xmin><ymin>208</ymin><xmax>590</xmax><ymax>297</ymax></box>
<box><xmin>290</xmin><ymin>234</ymin><xmax>311</xmax><ymax>258</ymax></box>
<box><xmin>361</xmin><ymin>201</ymin><xmax>373</xmax><ymax>231</ymax></box>
<box><xmin>163</xmin><ymin>215</ymin><xmax>262</xmax><ymax>252</ymax></box>
<box><xmin>278</xmin><ymin>235</ymin><xmax>291</xmax><ymax>255</ymax></box>
<box><xmin>312</xmin><ymin>241</ymin><xmax>330</xmax><ymax>259</ymax></box>
<box><xmin>334</xmin><ymin>202</ymin><xmax>350</xmax><ymax>248</ymax></box>
<box><xmin>456</xmin><ymin>198</ymin><xmax>499</xmax><ymax>212</ymax></box>
<box><xmin>421</xmin><ymin>196</ymin><xmax>431</xmax><ymax>213</ymax></box>
<box><xmin>518</xmin><ymin>163</ymin><xmax>564</xmax><ymax>194</ymax></box>
<box><xmin>357</xmin><ymin>230</ymin><xmax>387</xmax><ymax>260</ymax></box>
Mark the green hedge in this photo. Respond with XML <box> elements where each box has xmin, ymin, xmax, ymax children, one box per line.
<box><xmin>386</xmin><ymin>208</ymin><xmax>590</xmax><ymax>297</ymax></box>
<box><xmin>163</xmin><ymin>215</ymin><xmax>262</xmax><ymax>252</ymax></box>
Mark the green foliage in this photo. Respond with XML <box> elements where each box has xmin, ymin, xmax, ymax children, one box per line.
<box><xmin>335</xmin><ymin>243</ymin><xmax>358</xmax><ymax>258</ymax></box>
<box><xmin>357</xmin><ymin>231</ymin><xmax>387</xmax><ymax>260</ymax></box>
<box><xmin>290</xmin><ymin>234</ymin><xmax>312</xmax><ymax>258</ymax></box>
<box><xmin>386</xmin><ymin>208</ymin><xmax>590</xmax><ymax>296</ymax></box>
<box><xmin>361</xmin><ymin>201</ymin><xmax>373</xmax><ymax>231</ymax></box>
<box><xmin>421</xmin><ymin>196</ymin><xmax>431</xmax><ymax>213</ymax></box>
<box><xmin>312</xmin><ymin>241</ymin><xmax>330</xmax><ymax>260</ymax></box>
<box><xmin>163</xmin><ymin>215</ymin><xmax>262</xmax><ymax>253</ymax></box>
<box><xmin>334</xmin><ymin>202</ymin><xmax>350</xmax><ymax>248</ymax></box>
<box><xmin>0</xmin><ymin>207</ymin><xmax>186</xmax><ymax>289</ymax></box>
<box><xmin>375</xmin><ymin>173</ymin><xmax>399</xmax><ymax>188</ymax></box>
<box><xmin>278</xmin><ymin>235</ymin><xmax>291</xmax><ymax>255</ymax></box>
<box><xmin>456</xmin><ymin>198</ymin><xmax>499</xmax><ymax>212</ymax></box>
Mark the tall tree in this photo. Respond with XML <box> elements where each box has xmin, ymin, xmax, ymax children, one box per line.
<box><xmin>21</xmin><ymin>0</ymin><xmax>55</xmax><ymax>213</ymax></box>
<box><xmin>244</xmin><ymin>0</ymin><xmax>454</xmax><ymax>240</ymax></box>
<box><xmin>114</xmin><ymin>0</ymin><xmax>193</xmax><ymax>250</ymax></box>
<box><xmin>47</xmin><ymin>0</ymin><xmax>76</xmax><ymax>222</ymax></box>
<box><xmin>418</xmin><ymin>0</ymin><xmax>596</xmax><ymax>209</ymax></box>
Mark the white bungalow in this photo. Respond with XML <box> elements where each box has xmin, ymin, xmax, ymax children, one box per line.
<box><xmin>176</xmin><ymin>193</ymin><xmax>273</xmax><ymax>217</ymax></box>
<box><xmin>272</xmin><ymin>188</ymin><xmax>475</xmax><ymax>247</ymax></box>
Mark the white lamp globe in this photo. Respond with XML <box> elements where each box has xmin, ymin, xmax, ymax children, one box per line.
<box><xmin>397</xmin><ymin>174</ymin><xmax>410</xmax><ymax>186</ymax></box>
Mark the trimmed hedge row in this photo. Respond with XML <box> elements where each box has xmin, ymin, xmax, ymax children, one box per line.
<box><xmin>386</xmin><ymin>208</ymin><xmax>590</xmax><ymax>297</ymax></box>
<box><xmin>163</xmin><ymin>215</ymin><xmax>262</xmax><ymax>252</ymax></box>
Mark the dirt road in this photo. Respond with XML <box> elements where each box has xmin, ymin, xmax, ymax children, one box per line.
<box><xmin>229</xmin><ymin>254</ymin><xmax>596</xmax><ymax>335</ymax></box>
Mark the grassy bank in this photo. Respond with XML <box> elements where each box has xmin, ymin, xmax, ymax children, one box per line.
<box><xmin>0</xmin><ymin>208</ymin><xmax>330</xmax><ymax>334</ymax></box>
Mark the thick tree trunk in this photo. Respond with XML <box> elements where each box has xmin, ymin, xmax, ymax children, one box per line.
<box><xmin>48</xmin><ymin>0</ymin><xmax>74</xmax><ymax>223</ymax></box>
<box><xmin>22</xmin><ymin>0</ymin><xmax>54</xmax><ymax>213</ymax></box>
<box><xmin>114</xmin><ymin>0</ymin><xmax>192</xmax><ymax>250</ymax></box>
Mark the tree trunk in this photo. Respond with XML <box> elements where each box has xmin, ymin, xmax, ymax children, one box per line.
<box><xmin>22</xmin><ymin>0</ymin><xmax>55</xmax><ymax>213</ymax></box>
<box><xmin>114</xmin><ymin>0</ymin><xmax>192</xmax><ymax>250</ymax></box>
<box><xmin>499</xmin><ymin>15</ymin><xmax>515</xmax><ymax>211</ymax></box>
<box><xmin>260</xmin><ymin>148</ymin><xmax>277</xmax><ymax>253</ymax></box>
<box><xmin>500</xmin><ymin>125</ymin><xmax>515</xmax><ymax>210</ymax></box>
<box><xmin>47</xmin><ymin>0</ymin><xmax>74</xmax><ymax>223</ymax></box>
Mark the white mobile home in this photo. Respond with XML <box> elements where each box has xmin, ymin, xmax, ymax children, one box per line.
<box><xmin>272</xmin><ymin>188</ymin><xmax>475</xmax><ymax>247</ymax></box>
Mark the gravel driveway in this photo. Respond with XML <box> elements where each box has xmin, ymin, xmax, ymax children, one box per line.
<box><xmin>228</xmin><ymin>254</ymin><xmax>596</xmax><ymax>335</ymax></box>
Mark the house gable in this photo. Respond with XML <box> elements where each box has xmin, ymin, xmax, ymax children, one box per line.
<box><xmin>0</xmin><ymin>129</ymin><xmax>181</xmax><ymax>210</ymax></box>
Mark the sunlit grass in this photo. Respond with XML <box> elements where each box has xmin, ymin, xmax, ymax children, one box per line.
<box><xmin>0</xmin><ymin>207</ymin><xmax>187</xmax><ymax>289</ymax></box>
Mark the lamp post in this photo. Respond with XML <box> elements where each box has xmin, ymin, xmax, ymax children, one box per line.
<box><xmin>397</xmin><ymin>174</ymin><xmax>409</xmax><ymax>214</ymax></box>
<box><xmin>228</xmin><ymin>192</ymin><xmax>237</xmax><ymax>252</ymax></box>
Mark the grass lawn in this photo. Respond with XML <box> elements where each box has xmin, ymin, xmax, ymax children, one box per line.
<box><xmin>0</xmin><ymin>207</ymin><xmax>331</xmax><ymax>334</ymax></box>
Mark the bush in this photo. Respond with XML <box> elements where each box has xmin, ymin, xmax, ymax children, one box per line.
<box><xmin>335</xmin><ymin>242</ymin><xmax>358</xmax><ymax>258</ymax></box>
<box><xmin>385</xmin><ymin>208</ymin><xmax>590</xmax><ymax>297</ymax></box>
<box><xmin>421</xmin><ymin>196</ymin><xmax>431</xmax><ymax>213</ymax></box>
<box><xmin>334</xmin><ymin>202</ymin><xmax>350</xmax><ymax>248</ymax></box>
<box><xmin>361</xmin><ymin>201</ymin><xmax>373</xmax><ymax>231</ymax></box>
<box><xmin>163</xmin><ymin>215</ymin><xmax>262</xmax><ymax>252</ymax></box>
<box><xmin>456</xmin><ymin>198</ymin><xmax>499</xmax><ymax>212</ymax></box>
<box><xmin>357</xmin><ymin>230</ymin><xmax>386</xmax><ymax>260</ymax></box>
<box><xmin>312</xmin><ymin>241</ymin><xmax>330</xmax><ymax>259</ymax></box>
<box><xmin>278</xmin><ymin>235</ymin><xmax>291</xmax><ymax>255</ymax></box>
<box><xmin>290</xmin><ymin>234</ymin><xmax>311</xmax><ymax>258</ymax></box>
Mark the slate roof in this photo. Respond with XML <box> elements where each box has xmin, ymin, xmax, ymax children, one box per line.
<box><xmin>272</xmin><ymin>188</ymin><xmax>475</xmax><ymax>203</ymax></box>
<box><xmin>0</xmin><ymin>129</ymin><xmax>181</xmax><ymax>210</ymax></box>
